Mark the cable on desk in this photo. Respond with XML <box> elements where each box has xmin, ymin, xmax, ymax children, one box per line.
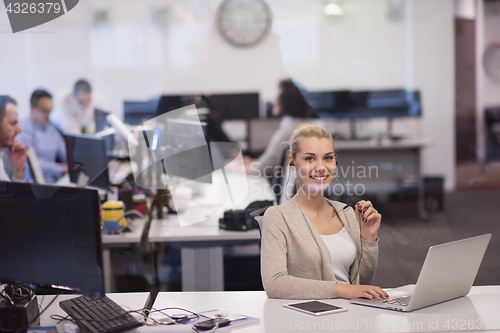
<box><xmin>50</xmin><ymin>314</ymin><xmax>77</xmax><ymax>325</ymax></box>
<box><xmin>0</xmin><ymin>282</ymin><xmax>34</xmax><ymax>305</ymax></box>
<box><xmin>50</xmin><ymin>305</ymin><xmax>201</xmax><ymax>328</ymax></box>
<box><xmin>140</xmin><ymin>306</ymin><xmax>200</xmax><ymax>325</ymax></box>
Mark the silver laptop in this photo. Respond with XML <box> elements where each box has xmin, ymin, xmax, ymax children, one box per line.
<box><xmin>351</xmin><ymin>234</ymin><xmax>491</xmax><ymax>312</ymax></box>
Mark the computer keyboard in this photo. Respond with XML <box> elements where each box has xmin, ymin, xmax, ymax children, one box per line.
<box><xmin>382</xmin><ymin>295</ymin><xmax>412</xmax><ymax>307</ymax></box>
<box><xmin>60</xmin><ymin>295</ymin><xmax>142</xmax><ymax>333</ymax></box>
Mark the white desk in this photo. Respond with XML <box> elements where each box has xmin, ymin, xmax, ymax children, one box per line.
<box><xmin>148</xmin><ymin>173</ymin><xmax>274</xmax><ymax>291</ymax></box>
<box><xmin>37</xmin><ymin>286</ymin><xmax>500</xmax><ymax>333</ymax></box>
<box><xmin>152</xmin><ymin>286</ymin><xmax>500</xmax><ymax>333</ymax></box>
<box><xmin>101</xmin><ymin>218</ymin><xmax>147</xmax><ymax>293</ymax></box>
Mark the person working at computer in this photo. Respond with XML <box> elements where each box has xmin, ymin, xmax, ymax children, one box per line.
<box><xmin>52</xmin><ymin>79</ymin><xmax>105</xmax><ymax>135</ymax></box>
<box><xmin>249</xmin><ymin>79</ymin><xmax>315</xmax><ymax>177</ymax></box>
<box><xmin>20</xmin><ymin>89</ymin><xmax>68</xmax><ymax>184</ymax></box>
<box><xmin>0</xmin><ymin>95</ymin><xmax>27</xmax><ymax>182</ymax></box>
<box><xmin>260</xmin><ymin>123</ymin><xmax>388</xmax><ymax>300</ymax></box>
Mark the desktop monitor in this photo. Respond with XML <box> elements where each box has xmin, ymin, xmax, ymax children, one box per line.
<box><xmin>64</xmin><ymin>134</ymin><xmax>110</xmax><ymax>190</ymax></box>
<box><xmin>124</xmin><ymin>99</ymin><xmax>159</xmax><ymax>125</ymax></box>
<box><xmin>351</xmin><ymin>89</ymin><xmax>422</xmax><ymax>118</ymax></box>
<box><xmin>155</xmin><ymin>93</ymin><xmax>259</xmax><ymax>120</ymax></box>
<box><xmin>0</xmin><ymin>181</ymin><xmax>104</xmax><ymax>297</ymax></box>
<box><xmin>305</xmin><ymin>89</ymin><xmax>421</xmax><ymax>119</ymax></box>
<box><xmin>95</xmin><ymin>108</ymin><xmax>110</xmax><ymax>132</ymax></box>
<box><xmin>155</xmin><ymin>95</ymin><xmax>206</xmax><ymax>117</ymax></box>
<box><xmin>304</xmin><ymin>90</ymin><xmax>352</xmax><ymax>118</ymax></box>
<box><xmin>94</xmin><ymin>108</ymin><xmax>115</xmax><ymax>153</ymax></box>
<box><xmin>207</xmin><ymin>92</ymin><xmax>259</xmax><ymax>120</ymax></box>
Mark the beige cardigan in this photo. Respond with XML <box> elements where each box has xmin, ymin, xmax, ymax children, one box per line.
<box><xmin>260</xmin><ymin>196</ymin><xmax>378</xmax><ymax>299</ymax></box>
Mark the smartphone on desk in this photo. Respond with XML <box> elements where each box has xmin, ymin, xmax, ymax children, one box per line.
<box><xmin>194</xmin><ymin>318</ymin><xmax>231</xmax><ymax>330</ymax></box>
<box><xmin>284</xmin><ymin>301</ymin><xmax>347</xmax><ymax>316</ymax></box>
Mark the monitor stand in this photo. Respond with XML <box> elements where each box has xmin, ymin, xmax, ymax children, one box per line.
<box><xmin>387</xmin><ymin>118</ymin><xmax>403</xmax><ymax>141</ymax></box>
<box><xmin>349</xmin><ymin>119</ymin><xmax>371</xmax><ymax>140</ymax></box>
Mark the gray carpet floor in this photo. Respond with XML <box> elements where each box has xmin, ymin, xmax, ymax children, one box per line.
<box><xmin>373</xmin><ymin>190</ymin><xmax>500</xmax><ymax>288</ymax></box>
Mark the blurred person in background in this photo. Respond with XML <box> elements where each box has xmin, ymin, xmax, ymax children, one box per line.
<box><xmin>52</xmin><ymin>79</ymin><xmax>105</xmax><ymax>135</ymax></box>
<box><xmin>249</xmin><ymin>78</ymin><xmax>315</xmax><ymax>177</ymax></box>
<box><xmin>0</xmin><ymin>95</ymin><xmax>26</xmax><ymax>182</ymax></box>
<box><xmin>20</xmin><ymin>89</ymin><xmax>68</xmax><ymax>184</ymax></box>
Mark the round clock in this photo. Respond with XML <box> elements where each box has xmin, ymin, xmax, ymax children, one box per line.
<box><xmin>483</xmin><ymin>43</ymin><xmax>500</xmax><ymax>83</ymax></box>
<box><xmin>216</xmin><ymin>0</ymin><xmax>273</xmax><ymax>48</ymax></box>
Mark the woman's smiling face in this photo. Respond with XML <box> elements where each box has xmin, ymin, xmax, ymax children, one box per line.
<box><xmin>289</xmin><ymin>136</ymin><xmax>336</xmax><ymax>194</ymax></box>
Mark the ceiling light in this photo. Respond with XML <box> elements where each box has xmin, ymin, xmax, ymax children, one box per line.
<box><xmin>324</xmin><ymin>2</ymin><xmax>345</xmax><ymax>16</ymax></box>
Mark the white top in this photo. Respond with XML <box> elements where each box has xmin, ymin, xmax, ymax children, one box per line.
<box><xmin>0</xmin><ymin>150</ymin><xmax>9</xmax><ymax>181</ymax></box>
<box><xmin>320</xmin><ymin>227</ymin><xmax>357</xmax><ymax>284</ymax></box>
<box><xmin>51</xmin><ymin>91</ymin><xmax>105</xmax><ymax>135</ymax></box>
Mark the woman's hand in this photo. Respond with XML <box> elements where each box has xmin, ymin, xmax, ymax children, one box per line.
<box><xmin>355</xmin><ymin>200</ymin><xmax>381</xmax><ymax>242</ymax></box>
<box><xmin>336</xmin><ymin>283</ymin><xmax>388</xmax><ymax>300</ymax></box>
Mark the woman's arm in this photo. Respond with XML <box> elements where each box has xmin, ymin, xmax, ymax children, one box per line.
<box><xmin>261</xmin><ymin>207</ymin><xmax>337</xmax><ymax>299</ymax></box>
<box><xmin>359</xmin><ymin>238</ymin><xmax>379</xmax><ymax>285</ymax></box>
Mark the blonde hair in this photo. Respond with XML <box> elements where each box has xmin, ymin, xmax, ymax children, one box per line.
<box><xmin>288</xmin><ymin>123</ymin><xmax>334</xmax><ymax>160</ymax></box>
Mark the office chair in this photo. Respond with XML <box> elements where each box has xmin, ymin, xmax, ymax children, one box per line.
<box><xmin>485</xmin><ymin>107</ymin><xmax>500</xmax><ymax>162</ymax></box>
<box><xmin>270</xmin><ymin>144</ymin><xmax>296</xmax><ymax>204</ymax></box>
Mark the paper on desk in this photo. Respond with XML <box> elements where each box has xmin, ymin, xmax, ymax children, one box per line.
<box><xmin>199</xmin><ymin>309</ymin><xmax>247</xmax><ymax>321</ymax></box>
<box><xmin>135</xmin><ymin>324</ymin><xmax>192</xmax><ymax>332</ymax></box>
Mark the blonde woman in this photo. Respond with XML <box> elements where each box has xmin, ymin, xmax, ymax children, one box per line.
<box><xmin>261</xmin><ymin>123</ymin><xmax>387</xmax><ymax>300</ymax></box>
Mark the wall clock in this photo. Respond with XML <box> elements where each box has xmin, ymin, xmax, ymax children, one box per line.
<box><xmin>216</xmin><ymin>0</ymin><xmax>273</xmax><ymax>48</ymax></box>
<box><xmin>484</xmin><ymin>43</ymin><xmax>500</xmax><ymax>83</ymax></box>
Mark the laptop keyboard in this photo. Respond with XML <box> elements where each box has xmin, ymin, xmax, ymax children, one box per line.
<box><xmin>59</xmin><ymin>295</ymin><xmax>142</xmax><ymax>333</ymax></box>
<box><xmin>382</xmin><ymin>295</ymin><xmax>412</xmax><ymax>307</ymax></box>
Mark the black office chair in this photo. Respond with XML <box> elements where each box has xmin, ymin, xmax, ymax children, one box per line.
<box><xmin>485</xmin><ymin>107</ymin><xmax>500</xmax><ymax>162</ymax></box>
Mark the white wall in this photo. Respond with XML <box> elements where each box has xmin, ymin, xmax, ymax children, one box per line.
<box><xmin>0</xmin><ymin>0</ymin><xmax>455</xmax><ymax>190</ymax></box>
<box><xmin>411</xmin><ymin>0</ymin><xmax>455</xmax><ymax>191</ymax></box>
<box><xmin>483</xmin><ymin>1</ymin><xmax>500</xmax><ymax>106</ymax></box>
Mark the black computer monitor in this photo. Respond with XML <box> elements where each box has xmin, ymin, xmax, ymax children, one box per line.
<box><xmin>304</xmin><ymin>90</ymin><xmax>352</xmax><ymax>118</ymax></box>
<box><xmin>155</xmin><ymin>95</ymin><xmax>206</xmax><ymax>117</ymax></box>
<box><xmin>351</xmin><ymin>89</ymin><xmax>422</xmax><ymax>118</ymax></box>
<box><xmin>0</xmin><ymin>181</ymin><xmax>104</xmax><ymax>297</ymax></box>
<box><xmin>94</xmin><ymin>108</ymin><xmax>115</xmax><ymax>153</ymax></box>
<box><xmin>207</xmin><ymin>92</ymin><xmax>259</xmax><ymax>120</ymax></box>
<box><xmin>148</xmin><ymin>106</ymin><xmax>213</xmax><ymax>184</ymax></box>
<box><xmin>64</xmin><ymin>134</ymin><xmax>110</xmax><ymax>190</ymax></box>
<box><xmin>124</xmin><ymin>100</ymin><xmax>159</xmax><ymax>125</ymax></box>
<box><xmin>154</xmin><ymin>93</ymin><xmax>259</xmax><ymax>120</ymax></box>
<box><xmin>305</xmin><ymin>89</ymin><xmax>421</xmax><ymax>119</ymax></box>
